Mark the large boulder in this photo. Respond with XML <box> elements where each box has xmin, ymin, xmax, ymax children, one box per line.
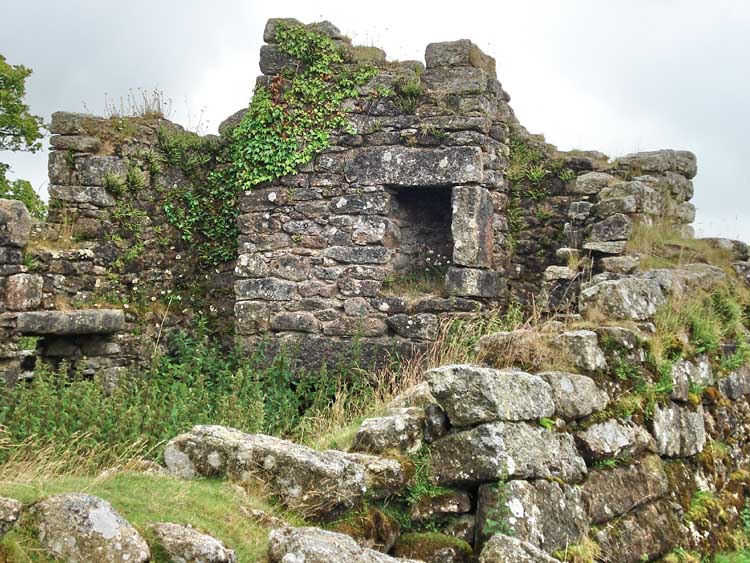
<box><xmin>29</xmin><ymin>493</ymin><xmax>150</xmax><ymax>563</ymax></box>
<box><xmin>351</xmin><ymin>408</ymin><xmax>425</xmax><ymax>455</ymax></box>
<box><xmin>267</xmin><ymin>526</ymin><xmax>423</xmax><ymax>563</ymax></box>
<box><xmin>650</xmin><ymin>403</ymin><xmax>706</xmax><ymax>457</ymax></box>
<box><xmin>430</xmin><ymin>422</ymin><xmax>586</xmax><ymax>485</ymax></box>
<box><xmin>594</xmin><ymin>499</ymin><xmax>681</xmax><ymax>563</ymax></box>
<box><xmin>579</xmin><ymin>277</ymin><xmax>666</xmax><ymax>321</ymax></box>
<box><xmin>575</xmin><ymin>419</ymin><xmax>656</xmax><ymax>462</ymax></box>
<box><xmin>476</xmin><ymin>480</ymin><xmax>588</xmax><ymax>554</ymax></box>
<box><xmin>164</xmin><ymin>426</ymin><xmax>366</xmax><ymax>520</ymax></box>
<box><xmin>330</xmin><ymin>452</ymin><xmax>409</xmax><ymax>500</ymax></box>
<box><xmin>581</xmin><ymin>454</ymin><xmax>669</xmax><ymax>524</ymax></box>
<box><xmin>537</xmin><ymin>371</ymin><xmax>609</xmax><ymax>419</ymax></box>
<box><xmin>0</xmin><ymin>199</ymin><xmax>32</xmax><ymax>247</ymax></box>
<box><xmin>478</xmin><ymin>534</ymin><xmax>559</xmax><ymax>563</ymax></box>
<box><xmin>552</xmin><ymin>330</ymin><xmax>608</xmax><ymax>372</ymax></box>
<box><xmin>150</xmin><ymin>522</ymin><xmax>236</xmax><ymax>563</ymax></box>
<box><xmin>0</xmin><ymin>497</ymin><xmax>22</xmax><ymax>537</ymax></box>
<box><xmin>425</xmin><ymin>365</ymin><xmax>554</xmax><ymax>426</ymax></box>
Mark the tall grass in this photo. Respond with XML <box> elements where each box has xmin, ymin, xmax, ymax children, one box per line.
<box><xmin>626</xmin><ymin>221</ymin><xmax>737</xmax><ymax>272</ymax></box>
<box><xmin>0</xmin><ymin>329</ymin><xmax>373</xmax><ymax>472</ymax></box>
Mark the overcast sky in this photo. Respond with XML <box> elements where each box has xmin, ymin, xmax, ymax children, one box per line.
<box><xmin>1</xmin><ymin>0</ymin><xmax>748</xmax><ymax>240</ymax></box>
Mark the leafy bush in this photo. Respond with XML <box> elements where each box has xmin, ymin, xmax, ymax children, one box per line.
<box><xmin>0</xmin><ymin>328</ymin><xmax>372</xmax><ymax>470</ymax></box>
<box><xmin>0</xmin><ymin>172</ymin><xmax>47</xmax><ymax>220</ymax></box>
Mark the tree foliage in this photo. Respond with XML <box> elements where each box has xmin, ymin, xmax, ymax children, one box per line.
<box><xmin>0</xmin><ymin>168</ymin><xmax>47</xmax><ymax>219</ymax></box>
<box><xmin>0</xmin><ymin>54</ymin><xmax>44</xmax><ymax>152</ymax></box>
<box><xmin>0</xmin><ymin>53</ymin><xmax>46</xmax><ymax>218</ymax></box>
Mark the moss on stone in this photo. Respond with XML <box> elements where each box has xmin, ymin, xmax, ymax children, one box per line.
<box><xmin>392</xmin><ymin>531</ymin><xmax>473</xmax><ymax>561</ymax></box>
<box><xmin>331</xmin><ymin>506</ymin><xmax>399</xmax><ymax>552</ymax></box>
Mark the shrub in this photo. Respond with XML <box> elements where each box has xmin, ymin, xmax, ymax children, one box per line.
<box><xmin>0</xmin><ymin>328</ymin><xmax>372</xmax><ymax>471</ymax></box>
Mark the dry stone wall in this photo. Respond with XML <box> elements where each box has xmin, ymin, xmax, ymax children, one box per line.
<box><xmin>233</xmin><ymin>25</ymin><xmax>518</xmax><ymax>366</ymax></box>
<box><xmin>1</xmin><ymin>17</ymin><xmax>701</xmax><ymax>379</ymax></box>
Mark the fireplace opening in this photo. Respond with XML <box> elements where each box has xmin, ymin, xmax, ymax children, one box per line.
<box><xmin>385</xmin><ymin>186</ymin><xmax>454</xmax><ymax>295</ymax></box>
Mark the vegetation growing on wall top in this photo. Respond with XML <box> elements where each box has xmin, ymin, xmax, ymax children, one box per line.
<box><xmin>160</xmin><ymin>22</ymin><xmax>376</xmax><ymax>265</ymax></box>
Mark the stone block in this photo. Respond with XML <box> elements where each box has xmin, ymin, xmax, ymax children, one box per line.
<box><xmin>575</xmin><ymin>419</ymin><xmax>656</xmax><ymax>462</ymax></box>
<box><xmin>445</xmin><ymin>267</ymin><xmax>504</xmax><ymax>298</ymax></box>
<box><xmin>49</xmin><ymin>112</ymin><xmax>102</xmax><ymax>135</ymax></box>
<box><xmin>48</xmin><ymin>185</ymin><xmax>115</xmax><ymax>208</ymax></box>
<box><xmin>330</xmin><ymin>193</ymin><xmax>392</xmax><ymax>215</ymax></box>
<box><xmin>16</xmin><ymin>309</ymin><xmax>125</xmax><ymax>335</ymax></box>
<box><xmin>235</xmin><ymin>278</ymin><xmax>297</xmax><ymax>301</ymax></box>
<box><xmin>352</xmin><ymin>409</ymin><xmax>424</xmax><ymax>455</ymax></box>
<box><xmin>4</xmin><ymin>274</ymin><xmax>43</xmax><ymax>311</ymax></box>
<box><xmin>588</xmin><ymin>213</ymin><xmax>633</xmax><ymax>242</ymax></box>
<box><xmin>0</xmin><ymin>199</ymin><xmax>32</xmax><ymax>248</ymax></box>
<box><xmin>49</xmin><ymin>135</ymin><xmax>102</xmax><ymax>153</ymax></box>
<box><xmin>476</xmin><ymin>480</ymin><xmax>588</xmax><ymax>554</ymax></box>
<box><xmin>581</xmin><ymin>454</ymin><xmax>668</xmax><ymax>524</ymax></box>
<box><xmin>386</xmin><ymin>313</ymin><xmax>438</xmax><ymax>340</ymax></box>
<box><xmin>537</xmin><ymin>371</ymin><xmax>609</xmax><ymax>419</ymax></box>
<box><xmin>345</xmin><ymin>146</ymin><xmax>483</xmax><ymax>186</ymax></box>
<box><xmin>424</xmin><ymin>39</ymin><xmax>496</xmax><ymax>74</ymax></box>
<box><xmin>650</xmin><ymin>403</ymin><xmax>705</xmax><ymax>457</ymax></box>
<box><xmin>616</xmin><ymin>149</ymin><xmax>697</xmax><ymax>179</ymax></box>
<box><xmin>263</xmin><ymin>17</ymin><xmax>303</xmax><ymax>42</ymax></box>
<box><xmin>74</xmin><ymin>156</ymin><xmax>129</xmax><ymax>186</ymax></box>
<box><xmin>451</xmin><ymin>186</ymin><xmax>494</xmax><ymax>267</ymax></box>
<box><xmin>422</xmin><ymin>66</ymin><xmax>490</xmax><ymax>95</ymax></box>
<box><xmin>430</xmin><ymin>421</ymin><xmax>586</xmax><ymax>485</ymax></box>
<box><xmin>270</xmin><ymin>312</ymin><xmax>319</xmax><ymax>333</ymax></box>
<box><xmin>259</xmin><ymin>44</ymin><xmax>297</xmax><ymax>75</ymax></box>
<box><xmin>594</xmin><ymin>499</ymin><xmax>681</xmax><ymax>563</ymax></box>
<box><xmin>234</xmin><ymin>301</ymin><xmax>274</xmax><ymax>334</ymax></box>
<box><xmin>569</xmin><ymin>171</ymin><xmax>614</xmax><ymax>195</ymax></box>
<box><xmin>322</xmin><ymin>317</ymin><xmax>387</xmax><ymax>337</ymax></box>
<box><xmin>324</xmin><ymin>246</ymin><xmax>391</xmax><ymax>264</ymax></box>
<box><xmin>425</xmin><ymin>364</ymin><xmax>554</xmax><ymax>426</ymax></box>
<box><xmin>579</xmin><ymin>278</ymin><xmax>665</xmax><ymax>321</ymax></box>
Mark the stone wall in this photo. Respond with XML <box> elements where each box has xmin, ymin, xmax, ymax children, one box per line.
<box><xmin>1</xmin><ymin>17</ymin><xmax>702</xmax><ymax>379</ymax></box>
<box><xmin>233</xmin><ymin>23</ymin><xmax>518</xmax><ymax>365</ymax></box>
<box><xmin>0</xmin><ymin>113</ymin><xmax>236</xmax><ymax>383</ymax></box>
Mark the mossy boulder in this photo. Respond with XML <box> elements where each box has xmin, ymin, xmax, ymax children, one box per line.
<box><xmin>332</xmin><ymin>506</ymin><xmax>400</xmax><ymax>553</ymax></box>
<box><xmin>392</xmin><ymin>532</ymin><xmax>473</xmax><ymax>563</ymax></box>
<box><xmin>29</xmin><ymin>493</ymin><xmax>150</xmax><ymax>563</ymax></box>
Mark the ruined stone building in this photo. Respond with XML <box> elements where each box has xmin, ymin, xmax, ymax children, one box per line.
<box><xmin>0</xmin><ymin>19</ymin><xmax>697</xmax><ymax>380</ymax></box>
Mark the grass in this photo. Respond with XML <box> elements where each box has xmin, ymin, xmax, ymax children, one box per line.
<box><xmin>0</xmin><ymin>468</ymin><xmax>301</xmax><ymax>562</ymax></box>
<box><xmin>626</xmin><ymin>220</ymin><xmax>737</xmax><ymax>272</ymax></box>
<box><xmin>381</xmin><ymin>271</ymin><xmax>446</xmax><ymax>298</ymax></box>
<box><xmin>0</xmin><ymin>309</ymin><xmax>525</xmax><ymax>562</ymax></box>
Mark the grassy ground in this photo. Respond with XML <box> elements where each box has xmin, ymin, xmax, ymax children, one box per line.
<box><xmin>0</xmin><ymin>312</ymin><xmax>520</xmax><ymax>562</ymax></box>
<box><xmin>0</xmin><ymin>470</ymin><xmax>302</xmax><ymax>562</ymax></box>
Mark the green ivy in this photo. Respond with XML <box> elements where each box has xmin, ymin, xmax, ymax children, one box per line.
<box><xmin>159</xmin><ymin>22</ymin><xmax>376</xmax><ymax>266</ymax></box>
